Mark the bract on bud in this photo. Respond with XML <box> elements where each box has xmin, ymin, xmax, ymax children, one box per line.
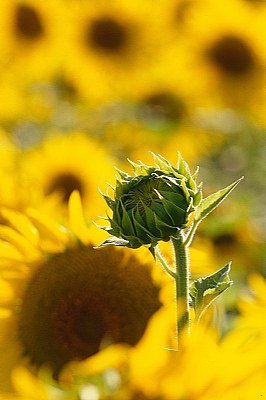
<box><xmin>98</xmin><ymin>153</ymin><xmax>202</xmax><ymax>251</ymax></box>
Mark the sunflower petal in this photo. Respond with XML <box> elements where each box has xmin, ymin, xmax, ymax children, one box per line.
<box><xmin>68</xmin><ymin>190</ymin><xmax>90</xmax><ymax>244</ymax></box>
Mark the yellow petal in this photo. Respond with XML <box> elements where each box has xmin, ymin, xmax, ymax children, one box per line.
<box><xmin>68</xmin><ymin>190</ymin><xmax>90</xmax><ymax>244</ymax></box>
<box><xmin>26</xmin><ymin>208</ymin><xmax>70</xmax><ymax>253</ymax></box>
<box><xmin>0</xmin><ymin>240</ymin><xmax>24</xmax><ymax>263</ymax></box>
<box><xmin>61</xmin><ymin>343</ymin><xmax>130</xmax><ymax>382</ymax></box>
<box><xmin>0</xmin><ymin>278</ymin><xmax>14</xmax><ymax>306</ymax></box>
<box><xmin>0</xmin><ymin>208</ymin><xmax>39</xmax><ymax>247</ymax></box>
<box><xmin>0</xmin><ymin>307</ymin><xmax>12</xmax><ymax>319</ymax></box>
<box><xmin>0</xmin><ymin>226</ymin><xmax>40</xmax><ymax>262</ymax></box>
<box><xmin>12</xmin><ymin>366</ymin><xmax>47</xmax><ymax>400</ymax></box>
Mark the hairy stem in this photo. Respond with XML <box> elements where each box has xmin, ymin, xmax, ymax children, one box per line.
<box><xmin>154</xmin><ymin>246</ymin><xmax>176</xmax><ymax>279</ymax></box>
<box><xmin>171</xmin><ymin>232</ymin><xmax>190</xmax><ymax>345</ymax></box>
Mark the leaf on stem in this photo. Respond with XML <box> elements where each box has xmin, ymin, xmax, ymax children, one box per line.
<box><xmin>189</xmin><ymin>263</ymin><xmax>233</xmax><ymax>322</ymax></box>
<box><xmin>194</xmin><ymin>177</ymin><xmax>244</xmax><ymax>223</ymax></box>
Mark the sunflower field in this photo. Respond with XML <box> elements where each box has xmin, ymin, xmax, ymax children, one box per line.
<box><xmin>0</xmin><ymin>0</ymin><xmax>266</xmax><ymax>399</ymax></box>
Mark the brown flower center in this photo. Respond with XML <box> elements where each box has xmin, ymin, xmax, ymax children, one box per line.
<box><xmin>18</xmin><ymin>245</ymin><xmax>161</xmax><ymax>373</ymax></box>
<box><xmin>14</xmin><ymin>4</ymin><xmax>44</xmax><ymax>40</ymax></box>
<box><xmin>85</xmin><ymin>17</ymin><xmax>129</xmax><ymax>53</ymax></box>
<box><xmin>207</xmin><ymin>34</ymin><xmax>255</xmax><ymax>76</ymax></box>
<box><xmin>45</xmin><ymin>172</ymin><xmax>85</xmax><ymax>203</ymax></box>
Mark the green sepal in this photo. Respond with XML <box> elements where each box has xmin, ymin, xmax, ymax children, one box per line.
<box><xmin>132</xmin><ymin>208</ymin><xmax>155</xmax><ymax>243</ymax></box>
<box><xmin>120</xmin><ymin>202</ymin><xmax>136</xmax><ymax>236</ymax></box>
<box><xmin>159</xmin><ymin>190</ymin><xmax>188</xmax><ymax>210</ymax></box>
<box><xmin>128</xmin><ymin>159</ymin><xmax>149</xmax><ymax>176</ymax></box>
<box><xmin>177</xmin><ymin>152</ymin><xmax>192</xmax><ymax>180</ymax></box>
<box><xmin>143</xmin><ymin>204</ymin><xmax>161</xmax><ymax>237</ymax></box>
<box><xmin>193</xmin><ymin>188</ymin><xmax>202</xmax><ymax>207</ymax></box>
<box><xmin>154</xmin><ymin>214</ymin><xmax>179</xmax><ymax>239</ymax></box>
<box><xmin>161</xmin><ymin>198</ymin><xmax>186</xmax><ymax>227</ymax></box>
<box><xmin>121</xmin><ymin>234</ymin><xmax>144</xmax><ymax>248</ymax></box>
<box><xmin>114</xmin><ymin>167</ymin><xmax>130</xmax><ymax>180</ymax></box>
<box><xmin>194</xmin><ymin>177</ymin><xmax>244</xmax><ymax>223</ymax></box>
<box><xmin>189</xmin><ymin>263</ymin><xmax>233</xmax><ymax>322</ymax></box>
<box><xmin>151</xmin><ymin>201</ymin><xmax>172</xmax><ymax>226</ymax></box>
<box><xmin>151</xmin><ymin>152</ymin><xmax>172</xmax><ymax>172</ymax></box>
<box><xmin>100</xmin><ymin>189</ymin><xmax>116</xmax><ymax>210</ymax></box>
<box><xmin>96</xmin><ymin>237</ymin><xmax>130</xmax><ymax>248</ymax></box>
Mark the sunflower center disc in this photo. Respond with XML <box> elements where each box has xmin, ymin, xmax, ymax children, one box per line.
<box><xmin>45</xmin><ymin>172</ymin><xmax>85</xmax><ymax>203</ymax></box>
<box><xmin>87</xmin><ymin>17</ymin><xmax>128</xmax><ymax>53</ymax></box>
<box><xmin>14</xmin><ymin>4</ymin><xmax>44</xmax><ymax>40</ymax></box>
<box><xmin>208</xmin><ymin>34</ymin><xmax>254</xmax><ymax>76</ymax></box>
<box><xmin>19</xmin><ymin>245</ymin><xmax>161</xmax><ymax>373</ymax></box>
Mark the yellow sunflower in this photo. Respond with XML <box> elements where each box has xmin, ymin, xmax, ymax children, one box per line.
<box><xmin>174</xmin><ymin>0</ymin><xmax>266</xmax><ymax>118</ymax></box>
<box><xmin>128</xmin><ymin>44</ymin><xmax>196</xmax><ymax>134</ymax></box>
<box><xmin>0</xmin><ymin>192</ymin><xmax>162</xmax><ymax>395</ymax></box>
<box><xmin>19</xmin><ymin>131</ymin><xmax>118</xmax><ymax>220</ymax></box>
<box><xmin>127</xmin><ymin>303</ymin><xmax>266</xmax><ymax>400</ymax></box>
<box><xmin>62</xmin><ymin>0</ymin><xmax>168</xmax><ymax>104</ymax></box>
<box><xmin>55</xmin><ymin>275</ymin><xmax>266</xmax><ymax>400</ymax></box>
<box><xmin>0</xmin><ymin>0</ymin><xmax>68</xmax><ymax>82</ymax></box>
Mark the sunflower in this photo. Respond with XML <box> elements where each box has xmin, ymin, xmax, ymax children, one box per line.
<box><xmin>19</xmin><ymin>131</ymin><xmax>118</xmax><ymax>220</ymax></box>
<box><xmin>0</xmin><ymin>192</ymin><xmax>162</xmax><ymax>395</ymax></box>
<box><xmin>127</xmin><ymin>303</ymin><xmax>266</xmax><ymax>400</ymax></box>
<box><xmin>62</xmin><ymin>0</ymin><xmax>168</xmax><ymax>104</ymax></box>
<box><xmin>51</xmin><ymin>271</ymin><xmax>266</xmax><ymax>400</ymax></box>
<box><xmin>128</xmin><ymin>46</ymin><xmax>195</xmax><ymax>134</ymax></box>
<box><xmin>174</xmin><ymin>0</ymin><xmax>266</xmax><ymax>118</ymax></box>
<box><xmin>0</xmin><ymin>0</ymin><xmax>68</xmax><ymax>82</ymax></box>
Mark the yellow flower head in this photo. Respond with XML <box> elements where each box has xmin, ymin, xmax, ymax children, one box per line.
<box><xmin>0</xmin><ymin>194</ymin><xmax>161</xmax><ymax>394</ymax></box>
<box><xmin>0</xmin><ymin>0</ymin><xmax>68</xmax><ymax>82</ymax></box>
<box><xmin>19</xmin><ymin>132</ymin><xmax>117</xmax><ymax>219</ymax></box>
<box><xmin>62</xmin><ymin>0</ymin><xmax>168</xmax><ymax>103</ymax></box>
<box><xmin>175</xmin><ymin>0</ymin><xmax>266</xmax><ymax>116</ymax></box>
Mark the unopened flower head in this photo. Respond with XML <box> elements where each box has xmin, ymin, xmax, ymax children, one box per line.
<box><xmin>99</xmin><ymin>153</ymin><xmax>202</xmax><ymax>250</ymax></box>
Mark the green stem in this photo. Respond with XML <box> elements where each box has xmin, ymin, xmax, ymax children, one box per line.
<box><xmin>154</xmin><ymin>246</ymin><xmax>176</xmax><ymax>279</ymax></box>
<box><xmin>171</xmin><ymin>232</ymin><xmax>190</xmax><ymax>344</ymax></box>
<box><xmin>183</xmin><ymin>219</ymin><xmax>200</xmax><ymax>247</ymax></box>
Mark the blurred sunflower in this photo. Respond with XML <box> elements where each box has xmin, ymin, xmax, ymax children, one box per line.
<box><xmin>0</xmin><ymin>0</ymin><xmax>68</xmax><ymax>82</ymax></box>
<box><xmin>0</xmin><ymin>192</ymin><xmax>162</xmax><ymax>395</ymax></box>
<box><xmin>174</xmin><ymin>0</ymin><xmax>266</xmax><ymax>118</ymax></box>
<box><xmin>19</xmin><ymin>132</ymin><xmax>117</xmax><ymax>219</ymax></box>
<box><xmin>61</xmin><ymin>288</ymin><xmax>266</xmax><ymax>399</ymax></box>
<box><xmin>128</xmin><ymin>307</ymin><xmax>266</xmax><ymax>399</ymax></box>
<box><xmin>62</xmin><ymin>0</ymin><xmax>167</xmax><ymax>104</ymax></box>
<box><xmin>130</xmin><ymin>51</ymin><xmax>193</xmax><ymax>135</ymax></box>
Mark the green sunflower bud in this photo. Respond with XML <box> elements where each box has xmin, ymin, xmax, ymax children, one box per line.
<box><xmin>99</xmin><ymin>153</ymin><xmax>202</xmax><ymax>251</ymax></box>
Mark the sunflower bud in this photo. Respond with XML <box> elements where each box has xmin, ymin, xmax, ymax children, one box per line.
<box><xmin>99</xmin><ymin>153</ymin><xmax>202</xmax><ymax>251</ymax></box>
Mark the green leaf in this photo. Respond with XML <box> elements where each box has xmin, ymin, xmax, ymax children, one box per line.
<box><xmin>194</xmin><ymin>177</ymin><xmax>244</xmax><ymax>222</ymax></box>
<box><xmin>189</xmin><ymin>263</ymin><xmax>233</xmax><ymax>322</ymax></box>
